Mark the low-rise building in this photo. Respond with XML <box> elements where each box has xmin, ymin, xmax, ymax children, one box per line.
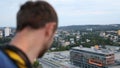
<box><xmin>70</xmin><ymin>47</ymin><xmax>115</xmax><ymax>68</ymax></box>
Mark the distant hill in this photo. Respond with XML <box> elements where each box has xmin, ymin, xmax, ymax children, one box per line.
<box><xmin>58</xmin><ymin>24</ymin><xmax>120</xmax><ymax>31</ymax></box>
<box><xmin>1</xmin><ymin>24</ymin><xmax>120</xmax><ymax>31</ymax></box>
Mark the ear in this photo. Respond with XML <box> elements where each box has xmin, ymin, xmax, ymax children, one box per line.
<box><xmin>44</xmin><ymin>22</ymin><xmax>56</xmax><ymax>40</ymax></box>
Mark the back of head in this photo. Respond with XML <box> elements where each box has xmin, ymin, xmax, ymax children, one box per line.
<box><xmin>17</xmin><ymin>0</ymin><xmax>58</xmax><ymax>32</ymax></box>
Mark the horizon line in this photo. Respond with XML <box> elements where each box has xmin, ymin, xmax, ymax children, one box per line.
<box><xmin>0</xmin><ymin>23</ymin><xmax>120</xmax><ymax>28</ymax></box>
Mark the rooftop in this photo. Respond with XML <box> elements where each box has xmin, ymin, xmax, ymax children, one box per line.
<box><xmin>71</xmin><ymin>47</ymin><xmax>114</xmax><ymax>55</ymax></box>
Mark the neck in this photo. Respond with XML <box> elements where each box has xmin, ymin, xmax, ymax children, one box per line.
<box><xmin>10</xmin><ymin>30</ymin><xmax>44</xmax><ymax>64</ymax></box>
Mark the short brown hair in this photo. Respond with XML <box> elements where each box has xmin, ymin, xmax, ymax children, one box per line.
<box><xmin>16</xmin><ymin>1</ymin><xmax>58</xmax><ymax>32</ymax></box>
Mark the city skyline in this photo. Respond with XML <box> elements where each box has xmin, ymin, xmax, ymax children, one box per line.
<box><xmin>0</xmin><ymin>0</ymin><xmax>120</xmax><ymax>27</ymax></box>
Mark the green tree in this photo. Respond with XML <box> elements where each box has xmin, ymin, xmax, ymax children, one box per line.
<box><xmin>33</xmin><ymin>59</ymin><xmax>42</xmax><ymax>68</ymax></box>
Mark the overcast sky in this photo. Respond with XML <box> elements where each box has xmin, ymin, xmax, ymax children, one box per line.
<box><xmin>0</xmin><ymin>0</ymin><xmax>120</xmax><ymax>27</ymax></box>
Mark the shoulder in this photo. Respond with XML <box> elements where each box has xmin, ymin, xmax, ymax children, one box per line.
<box><xmin>0</xmin><ymin>50</ymin><xmax>17</xmax><ymax>68</ymax></box>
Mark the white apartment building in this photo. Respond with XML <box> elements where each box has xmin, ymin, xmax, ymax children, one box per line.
<box><xmin>4</xmin><ymin>27</ymin><xmax>11</xmax><ymax>37</ymax></box>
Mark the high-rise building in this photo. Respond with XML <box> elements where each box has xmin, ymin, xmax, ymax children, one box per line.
<box><xmin>70</xmin><ymin>47</ymin><xmax>115</xmax><ymax>68</ymax></box>
<box><xmin>4</xmin><ymin>27</ymin><xmax>11</xmax><ymax>37</ymax></box>
<box><xmin>118</xmin><ymin>30</ymin><xmax>120</xmax><ymax>36</ymax></box>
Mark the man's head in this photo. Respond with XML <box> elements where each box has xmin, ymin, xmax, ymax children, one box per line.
<box><xmin>17</xmin><ymin>1</ymin><xmax>58</xmax><ymax>32</ymax></box>
<box><xmin>16</xmin><ymin>1</ymin><xmax>58</xmax><ymax>58</ymax></box>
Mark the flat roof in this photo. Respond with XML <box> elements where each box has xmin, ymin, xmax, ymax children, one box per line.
<box><xmin>71</xmin><ymin>47</ymin><xmax>114</xmax><ymax>55</ymax></box>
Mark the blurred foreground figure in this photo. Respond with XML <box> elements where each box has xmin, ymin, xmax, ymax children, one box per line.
<box><xmin>0</xmin><ymin>0</ymin><xmax>58</xmax><ymax>68</ymax></box>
